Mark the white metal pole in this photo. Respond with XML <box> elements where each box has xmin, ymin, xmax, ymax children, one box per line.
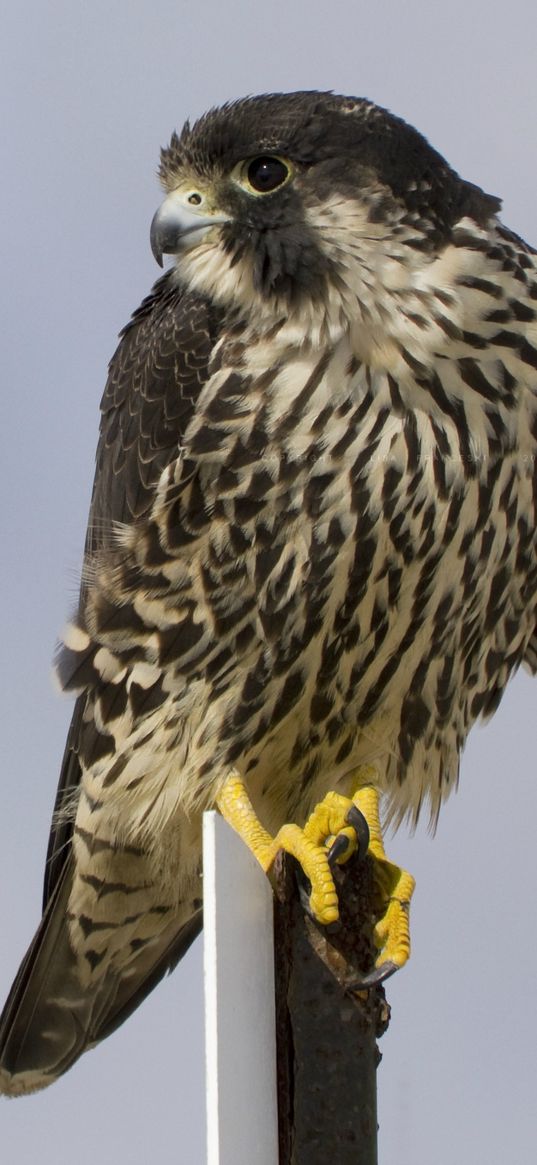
<box><xmin>203</xmin><ymin>811</ymin><xmax>279</xmax><ymax>1165</ymax></box>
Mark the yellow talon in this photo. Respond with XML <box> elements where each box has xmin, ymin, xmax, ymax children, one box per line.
<box><xmin>303</xmin><ymin>791</ymin><xmax>361</xmax><ymax>863</ymax></box>
<box><xmin>216</xmin><ymin>766</ymin><xmax>415</xmax><ymax>976</ymax></box>
<box><xmin>216</xmin><ymin>774</ymin><xmax>340</xmax><ymax>923</ymax></box>
<box><xmin>352</xmin><ymin>769</ymin><xmax>415</xmax><ymax>977</ymax></box>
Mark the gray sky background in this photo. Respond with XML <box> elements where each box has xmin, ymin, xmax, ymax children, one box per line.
<box><xmin>2</xmin><ymin>2</ymin><xmax>536</xmax><ymax>1162</ymax></box>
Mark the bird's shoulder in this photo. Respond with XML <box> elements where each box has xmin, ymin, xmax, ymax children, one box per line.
<box><xmin>88</xmin><ymin>272</ymin><xmax>224</xmax><ymax>543</ymax></box>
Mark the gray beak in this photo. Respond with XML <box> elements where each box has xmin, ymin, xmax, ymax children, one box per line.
<box><xmin>150</xmin><ymin>195</ymin><xmax>231</xmax><ymax>267</ymax></box>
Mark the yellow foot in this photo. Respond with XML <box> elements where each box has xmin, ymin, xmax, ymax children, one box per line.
<box><xmin>215</xmin><ymin>767</ymin><xmax>415</xmax><ymax>983</ymax></box>
<box><xmin>352</xmin><ymin>771</ymin><xmax>415</xmax><ymax>985</ymax></box>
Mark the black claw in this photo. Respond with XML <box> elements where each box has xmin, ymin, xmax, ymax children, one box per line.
<box><xmin>324</xmin><ymin>919</ymin><xmax>342</xmax><ymax>934</ymax></box>
<box><xmin>347</xmin><ymin>960</ymin><xmax>399</xmax><ymax>991</ymax></box>
<box><xmin>345</xmin><ymin>805</ymin><xmax>370</xmax><ymax>859</ymax></box>
<box><xmin>327</xmin><ymin>833</ymin><xmax>351</xmax><ymax>868</ymax></box>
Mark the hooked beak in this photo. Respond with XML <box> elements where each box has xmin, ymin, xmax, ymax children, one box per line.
<box><xmin>150</xmin><ymin>193</ymin><xmax>231</xmax><ymax>267</ymax></box>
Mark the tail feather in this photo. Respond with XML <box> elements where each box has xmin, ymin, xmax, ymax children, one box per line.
<box><xmin>90</xmin><ymin>908</ymin><xmax>202</xmax><ymax>1047</ymax></box>
<box><xmin>0</xmin><ymin>862</ymin><xmax>201</xmax><ymax>1096</ymax></box>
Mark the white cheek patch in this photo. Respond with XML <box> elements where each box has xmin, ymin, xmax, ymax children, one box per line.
<box><xmin>174</xmin><ymin>237</ymin><xmax>260</xmax><ymax>317</ymax></box>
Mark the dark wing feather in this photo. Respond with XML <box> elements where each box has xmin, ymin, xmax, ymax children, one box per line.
<box><xmin>88</xmin><ymin>272</ymin><xmax>223</xmax><ymax>547</ymax></box>
<box><xmin>42</xmin><ymin>700</ymin><xmax>84</xmax><ymax>909</ymax></box>
<box><xmin>43</xmin><ymin>273</ymin><xmax>223</xmax><ymax>909</ymax></box>
<box><xmin>524</xmin><ymin>626</ymin><xmax>537</xmax><ymax>673</ymax></box>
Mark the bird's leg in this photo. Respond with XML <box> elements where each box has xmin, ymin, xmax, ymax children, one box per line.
<box><xmin>348</xmin><ymin>767</ymin><xmax>415</xmax><ymax>985</ymax></box>
<box><xmin>216</xmin><ymin>767</ymin><xmax>415</xmax><ymax>983</ymax></box>
<box><xmin>216</xmin><ymin>773</ymin><xmax>343</xmax><ymax>923</ymax></box>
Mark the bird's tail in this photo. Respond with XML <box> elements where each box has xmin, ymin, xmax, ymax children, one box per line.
<box><xmin>0</xmin><ymin>862</ymin><xmax>201</xmax><ymax>1096</ymax></box>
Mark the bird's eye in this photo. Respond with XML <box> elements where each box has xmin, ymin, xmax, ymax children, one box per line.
<box><xmin>244</xmin><ymin>156</ymin><xmax>291</xmax><ymax>194</ymax></box>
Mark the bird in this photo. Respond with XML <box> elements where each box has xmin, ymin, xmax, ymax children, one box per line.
<box><xmin>1</xmin><ymin>89</ymin><xmax>536</xmax><ymax>1096</ymax></box>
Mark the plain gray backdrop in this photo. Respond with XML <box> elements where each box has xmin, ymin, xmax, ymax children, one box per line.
<box><xmin>1</xmin><ymin>2</ymin><xmax>536</xmax><ymax>1161</ymax></box>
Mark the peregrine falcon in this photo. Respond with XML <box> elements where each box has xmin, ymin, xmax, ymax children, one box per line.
<box><xmin>1</xmin><ymin>91</ymin><xmax>536</xmax><ymax>1095</ymax></box>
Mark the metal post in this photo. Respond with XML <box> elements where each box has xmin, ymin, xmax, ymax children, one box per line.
<box><xmin>273</xmin><ymin>854</ymin><xmax>390</xmax><ymax>1165</ymax></box>
<box><xmin>203</xmin><ymin>813</ymin><xmax>389</xmax><ymax>1165</ymax></box>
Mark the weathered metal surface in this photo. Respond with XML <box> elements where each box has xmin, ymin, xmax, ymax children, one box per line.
<box><xmin>273</xmin><ymin>854</ymin><xmax>389</xmax><ymax>1165</ymax></box>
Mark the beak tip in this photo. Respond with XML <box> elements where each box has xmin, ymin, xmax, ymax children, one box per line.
<box><xmin>150</xmin><ymin>208</ymin><xmax>165</xmax><ymax>267</ymax></box>
<box><xmin>150</xmin><ymin>195</ymin><xmax>230</xmax><ymax>265</ymax></box>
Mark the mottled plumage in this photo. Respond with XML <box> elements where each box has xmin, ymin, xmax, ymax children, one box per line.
<box><xmin>1</xmin><ymin>90</ymin><xmax>536</xmax><ymax>1093</ymax></box>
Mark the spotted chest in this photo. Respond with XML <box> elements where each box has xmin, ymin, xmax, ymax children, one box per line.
<box><xmin>192</xmin><ymin>330</ymin><xmax>535</xmax><ymax>824</ymax></box>
<box><xmin>69</xmin><ymin>307</ymin><xmax>536</xmax><ymax>839</ymax></box>
<box><xmin>59</xmin><ymin>221</ymin><xmax>537</xmax><ymax>839</ymax></box>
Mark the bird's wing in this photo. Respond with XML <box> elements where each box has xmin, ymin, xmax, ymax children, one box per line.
<box><xmin>523</xmin><ymin>627</ymin><xmax>537</xmax><ymax>673</ymax></box>
<box><xmin>43</xmin><ymin>273</ymin><xmax>222</xmax><ymax>910</ymax></box>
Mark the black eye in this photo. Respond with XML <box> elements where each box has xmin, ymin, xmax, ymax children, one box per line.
<box><xmin>246</xmin><ymin>156</ymin><xmax>289</xmax><ymax>193</ymax></box>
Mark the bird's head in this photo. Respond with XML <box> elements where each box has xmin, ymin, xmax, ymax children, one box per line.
<box><xmin>151</xmin><ymin>92</ymin><xmax>500</xmax><ymax>339</ymax></box>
